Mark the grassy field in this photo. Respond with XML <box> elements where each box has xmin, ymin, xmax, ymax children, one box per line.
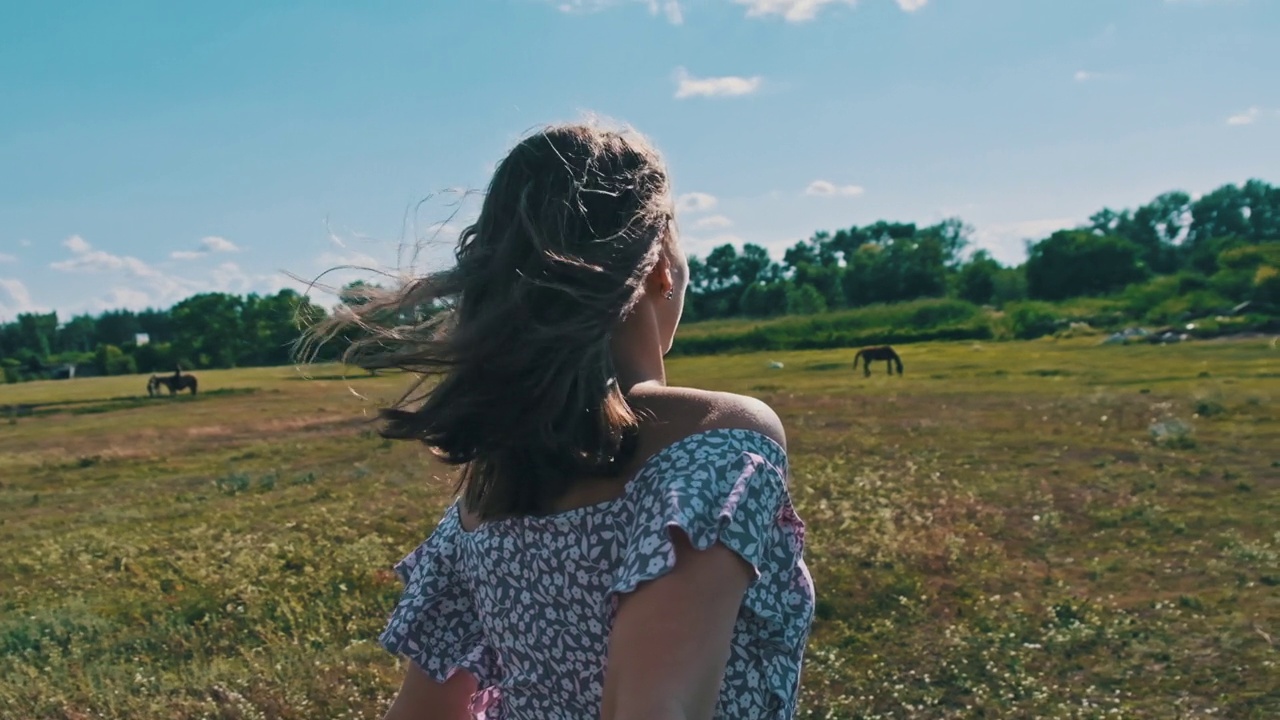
<box><xmin>2</xmin><ymin>337</ymin><xmax>1278</xmax><ymax>718</ymax></box>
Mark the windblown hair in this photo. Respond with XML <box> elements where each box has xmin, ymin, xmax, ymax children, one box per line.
<box><xmin>306</xmin><ymin>122</ymin><xmax>674</xmax><ymax>520</ymax></box>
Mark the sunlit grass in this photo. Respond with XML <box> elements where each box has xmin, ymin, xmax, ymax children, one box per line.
<box><xmin>1</xmin><ymin>338</ymin><xmax>1277</xmax><ymax>718</ymax></box>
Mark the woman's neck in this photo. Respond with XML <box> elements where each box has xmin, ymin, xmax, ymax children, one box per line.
<box><xmin>610</xmin><ymin>310</ymin><xmax>667</xmax><ymax>392</ymax></box>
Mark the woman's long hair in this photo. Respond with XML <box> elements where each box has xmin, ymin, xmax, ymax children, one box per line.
<box><xmin>304</xmin><ymin>121</ymin><xmax>674</xmax><ymax>520</ymax></box>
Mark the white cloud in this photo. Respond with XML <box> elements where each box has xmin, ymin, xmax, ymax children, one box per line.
<box><xmin>19</xmin><ymin>239</ymin><xmax>32</xmax><ymax>247</ymax></box>
<box><xmin>76</xmin><ymin>259</ymin><xmax>282</xmax><ymax>312</ymax></box>
<box><xmin>733</xmin><ymin>0</ymin><xmax>856</xmax><ymax>22</ymax></box>
<box><xmin>94</xmin><ymin>287</ymin><xmax>153</xmax><ymax>312</ymax></box>
<box><xmin>972</xmin><ymin>217</ymin><xmax>1077</xmax><ymax>265</ymax></box>
<box><xmin>676</xmin><ymin>192</ymin><xmax>719</xmax><ymax>213</ymax></box>
<box><xmin>692</xmin><ymin>214</ymin><xmax>734</xmax><ymax>230</ymax></box>
<box><xmin>0</xmin><ymin>278</ymin><xmax>44</xmax><ymax>320</ymax></box>
<box><xmin>50</xmin><ymin>235</ymin><xmax>202</xmax><ymax>308</ymax></box>
<box><xmin>8</xmin><ymin>233</ymin><xmax>303</xmax><ymax>317</ymax></box>
<box><xmin>674</xmin><ymin>67</ymin><xmax>762</xmax><ymax>99</ymax></box>
<box><xmin>291</xmin><ymin>249</ymin><xmax>397</xmax><ymax>301</ymax></box>
<box><xmin>200</xmin><ymin>236</ymin><xmax>239</xmax><ymax>253</ymax></box>
<box><xmin>0</xmin><ymin>253</ymin><xmax>16</xmax><ymax>263</ymax></box>
<box><xmin>211</xmin><ymin>262</ymin><xmax>252</xmax><ymax>293</ymax></box>
<box><xmin>1</xmin><ymin>279</ymin><xmax>35</xmax><ymax>308</ymax></box>
<box><xmin>805</xmin><ymin>180</ymin><xmax>865</xmax><ymax>197</ymax></box>
<box><xmin>1226</xmin><ymin>107</ymin><xmax>1261</xmax><ymax>126</ymax></box>
<box><xmin>53</xmin><ymin>236</ymin><xmax>154</xmax><ymax>276</ymax></box>
<box><xmin>1074</xmin><ymin>69</ymin><xmax>1124</xmax><ymax>83</ymax></box>
<box><xmin>64</xmin><ymin>234</ymin><xmax>91</xmax><ymax>254</ymax></box>
<box><xmin>420</xmin><ymin>221</ymin><xmax>464</xmax><ymax>243</ymax></box>
<box><xmin>649</xmin><ymin>0</ymin><xmax>683</xmax><ymax>23</ymax></box>
<box><xmin>170</xmin><ymin>235</ymin><xmax>240</xmax><ymax>260</ymax></box>
<box><xmin>316</xmin><ymin>250</ymin><xmax>384</xmax><ymax>271</ymax></box>
<box><xmin>895</xmin><ymin>0</ymin><xmax>927</xmax><ymax>11</ymax></box>
<box><xmin>554</xmin><ymin>0</ymin><xmax>684</xmax><ymax>24</ymax></box>
<box><xmin>682</xmin><ymin>233</ymin><xmax>747</xmax><ymax>256</ymax></box>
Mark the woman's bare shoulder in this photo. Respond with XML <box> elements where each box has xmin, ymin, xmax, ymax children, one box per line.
<box><xmin>629</xmin><ymin>385</ymin><xmax>786</xmax><ymax>452</ymax></box>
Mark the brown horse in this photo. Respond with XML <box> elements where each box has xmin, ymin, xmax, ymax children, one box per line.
<box><xmin>852</xmin><ymin>346</ymin><xmax>903</xmax><ymax>377</ymax></box>
<box><xmin>148</xmin><ymin>374</ymin><xmax>198</xmax><ymax>396</ymax></box>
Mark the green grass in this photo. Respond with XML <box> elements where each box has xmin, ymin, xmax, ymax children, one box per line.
<box><xmin>1</xmin><ymin>338</ymin><xmax>1278</xmax><ymax>718</ymax></box>
<box><xmin>672</xmin><ymin>299</ymin><xmax>994</xmax><ymax>355</ymax></box>
<box><xmin>669</xmin><ymin>298</ymin><xmax>1276</xmax><ymax>356</ymax></box>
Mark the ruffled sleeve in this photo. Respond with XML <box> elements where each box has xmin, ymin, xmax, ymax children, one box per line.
<box><xmin>608</xmin><ymin>427</ymin><xmax>807</xmax><ymax>624</ymax></box>
<box><xmin>607</xmin><ymin>428</ymin><xmax>811</xmax><ymax>715</ymax></box>
<box><xmin>378</xmin><ymin>502</ymin><xmax>496</xmax><ymax>685</ymax></box>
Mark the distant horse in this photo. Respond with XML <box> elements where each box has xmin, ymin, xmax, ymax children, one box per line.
<box><xmin>852</xmin><ymin>346</ymin><xmax>903</xmax><ymax>377</ymax></box>
<box><xmin>148</xmin><ymin>374</ymin><xmax>198</xmax><ymax>396</ymax></box>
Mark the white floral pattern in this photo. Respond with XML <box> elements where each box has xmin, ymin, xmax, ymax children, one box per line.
<box><xmin>379</xmin><ymin>428</ymin><xmax>815</xmax><ymax>719</ymax></box>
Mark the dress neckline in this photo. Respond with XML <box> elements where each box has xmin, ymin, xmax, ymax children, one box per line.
<box><xmin>454</xmin><ymin>427</ymin><xmax>786</xmax><ymax>537</ymax></box>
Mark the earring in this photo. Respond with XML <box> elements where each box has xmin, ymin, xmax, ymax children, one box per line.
<box><xmin>665</xmin><ymin>289</ymin><xmax>675</xmax><ymax>300</ymax></box>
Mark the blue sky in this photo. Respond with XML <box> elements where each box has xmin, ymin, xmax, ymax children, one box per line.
<box><xmin>1</xmin><ymin>0</ymin><xmax>1277</xmax><ymax>321</ymax></box>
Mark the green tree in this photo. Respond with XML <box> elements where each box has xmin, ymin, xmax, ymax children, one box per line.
<box><xmin>1185</xmin><ymin>183</ymin><xmax>1250</xmax><ymax>266</ymax></box>
<box><xmin>1254</xmin><ymin>265</ymin><xmax>1280</xmax><ymax>307</ymax></box>
<box><xmin>136</xmin><ymin>308</ymin><xmax>173</xmax><ymax>343</ymax></box>
<box><xmin>1</xmin><ymin>358</ymin><xmax>20</xmax><ymax>384</ymax></box>
<box><xmin>828</xmin><ymin>227</ymin><xmax>871</xmax><ymax>263</ymax></box>
<box><xmin>241</xmin><ymin>289</ymin><xmax>327</xmax><ymax>366</ymax></box>
<box><xmin>1191</xmin><ymin>184</ymin><xmax>1250</xmax><ymax>240</ymax></box>
<box><xmin>1241</xmin><ymin>179</ymin><xmax>1280</xmax><ymax>241</ymax></box>
<box><xmin>841</xmin><ymin>244</ymin><xmax>881</xmax><ymax>307</ymax></box>
<box><xmin>786</xmin><ymin>284</ymin><xmax>827</xmax><ymax>315</ymax></box>
<box><xmin>133</xmin><ymin>341</ymin><xmax>176</xmax><ymax>374</ymax></box>
<box><xmin>95</xmin><ymin>344</ymin><xmax>137</xmax><ymax>376</ymax></box>
<box><xmin>885</xmin><ymin>236</ymin><xmax>947</xmax><ymax>300</ymax></box>
<box><xmin>1211</xmin><ymin>242</ymin><xmax>1280</xmax><ymax>306</ymax></box>
<box><xmin>17</xmin><ymin>312</ymin><xmax>57</xmax><ymax>358</ymax></box>
<box><xmin>95</xmin><ymin>309</ymin><xmax>140</xmax><ymax>347</ymax></box>
<box><xmin>956</xmin><ymin>250</ymin><xmax>1001</xmax><ymax>305</ymax></box>
<box><xmin>702</xmin><ymin>245</ymin><xmax>740</xmax><ymax>292</ymax></box>
<box><xmin>921</xmin><ymin>217</ymin><xmax>972</xmax><ymax>267</ymax></box>
<box><xmin>782</xmin><ymin>240</ymin><xmax>818</xmax><ymax>273</ymax></box>
<box><xmin>56</xmin><ymin>314</ymin><xmax>98</xmax><ymax>354</ymax></box>
<box><xmin>1114</xmin><ymin>191</ymin><xmax>1190</xmax><ymax>274</ymax></box>
<box><xmin>862</xmin><ymin>221</ymin><xmax>918</xmax><ymax>244</ymax></box>
<box><xmin>169</xmin><ymin>293</ymin><xmax>246</xmax><ymax>368</ymax></box>
<box><xmin>739</xmin><ymin>282</ymin><xmax>788</xmax><ymax>317</ymax></box>
<box><xmin>735</xmin><ymin>244</ymin><xmax>780</xmax><ymax>286</ymax></box>
<box><xmin>686</xmin><ymin>245</ymin><xmax>746</xmax><ymax>318</ymax></box>
<box><xmin>1025</xmin><ymin>230</ymin><xmax>1148</xmax><ymax>300</ymax></box>
<box><xmin>793</xmin><ymin>263</ymin><xmax>843</xmax><ymax>310</ymax></box>
<box><xmin>991</xmin><ymin>266</ymin><xmax>1028</xmax><ymax>304</ymax></box>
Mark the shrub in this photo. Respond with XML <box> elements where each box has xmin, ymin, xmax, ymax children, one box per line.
<box><xmin>786</xmin><ymin>284</ymin><xmax>828</xmax><ymax>315</ymax></box>
<box><xmin>1003</xmin><ymin>302</ymin><xmax>1059</xmax><ymax>340</ymax></box>
<box><xmin>1150</xmin><ymin>418</ymin><xmax>1195</xmax><ymax>449</ymax></box>
<box><xmin>215</xmin><ymin>472</ymin><xmax>253</xmax><ymax>495</ymax></box>
<box><xmin>94</xmin><ymin>344</ymin><xmax>138</xmax><ymax>376</ymax></box>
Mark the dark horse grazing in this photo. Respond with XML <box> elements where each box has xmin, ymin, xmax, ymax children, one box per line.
<box><xmin>148</xmin><ymin>374</ymin><xmax>198</xmax><ymax>396</ymax></box>
<box><xmin>852</xmin><ymin>346</ymin><xmax>904</xmax><ymax>377</ymax></box>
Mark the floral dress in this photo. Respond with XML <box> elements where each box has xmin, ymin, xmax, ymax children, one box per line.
<box><xmin>379</xmin><ymin>428</ymin><xmax>815</xmax><ymax>719</ymax></box>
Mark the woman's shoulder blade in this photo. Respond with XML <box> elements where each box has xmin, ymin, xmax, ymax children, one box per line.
<box><xmin>632</xmin><ymin>386</ymin><xmax>786</xmax><ymax>453</ymax></box>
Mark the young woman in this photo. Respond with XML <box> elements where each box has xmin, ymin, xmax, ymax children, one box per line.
<box><xmin>324</xmin><ymin>121</ymin><xmax>814</xmax><ymax>719</ymax></box>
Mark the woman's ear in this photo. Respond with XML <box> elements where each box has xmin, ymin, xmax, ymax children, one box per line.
<box><xmin>647</xmin><ymin>253</ymin><xmax>674</xmax><ymax>298</ymax></box>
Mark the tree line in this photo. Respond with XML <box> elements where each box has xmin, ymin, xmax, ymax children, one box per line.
<box><xmin>1</xmin><ymin>179</ymin><xmax>1277</xmax><ymax>383</ymax></box>
<box><xmin>0</xmin><ymin>290</ymin><xmax>329</xmax><ymax>383</ymax></box>
<box><xmin>682</xmin><ymin>178</ymin><xmax>1279</xmax><ymax>322</ymax></box>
